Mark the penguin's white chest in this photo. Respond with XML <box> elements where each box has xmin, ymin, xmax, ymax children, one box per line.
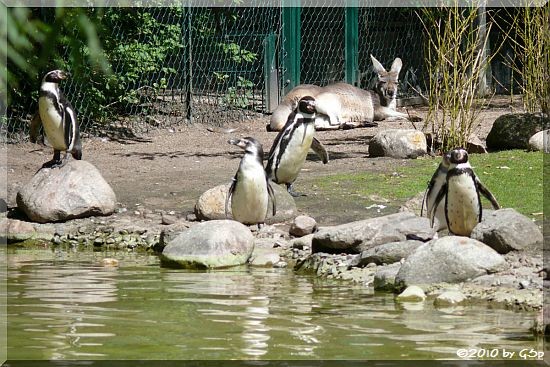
<box><xmin>275</xmin><ymin>123</ymin><xmax>314</xmax><ymax>183</ymax></box>
<box><xmin>231</xmin><ymin>160</ymin><xmax>269</xmax><ymax>225</ymax></box>
<box><xmin>446</xmin><ymin>174</ymin><xmax>480</xmax><ymax>236</ymax></box>
<box><xmin>39</xmin><ymin>96</ymin><xmax>67</xmax><ymax>151</ymax></box>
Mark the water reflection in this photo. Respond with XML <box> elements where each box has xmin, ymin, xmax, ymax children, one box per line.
<box><xmin>7</xmin><ymin>249</ymin><xmax>543</xmax><ymax>360</ymax></box>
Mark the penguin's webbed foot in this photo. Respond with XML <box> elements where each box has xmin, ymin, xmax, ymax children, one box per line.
<box><xmin>41</xmin><ymin>159</ymin><xmax>63</xmax><ymax>169</ymax></box>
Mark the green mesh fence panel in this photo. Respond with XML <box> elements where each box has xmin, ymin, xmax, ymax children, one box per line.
<box><xmin>8</xmin><ymin>6</ymin><xmax>516</xmax><ymax>142</ymax></box>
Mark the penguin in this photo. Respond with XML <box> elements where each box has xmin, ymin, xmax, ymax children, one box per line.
<box><xmin>226</xmin><ymin>137</ymin><xmax>276</xmax><ymax>226</ymax></box>
<box><xmin>430</xmin><ymin>147</ymin><xmax>501</xmax><ymax>236</ymax></box>
<box><xmin>266</xmin><ymin>96</ymin><xmax>325</xmax><ymax>197</ymax></box>
<box><xmin>421</xmin><ymin>151</ymin><xmax>451</xmax><ymax>230</ymax></box>
<box><xmin>38</xmin><ymin>69</ymin><xmax>82</xmax><ymax>168</ymax></box>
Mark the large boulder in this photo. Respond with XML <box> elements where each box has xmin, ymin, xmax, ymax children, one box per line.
<box><xmin>471</xmin><ymin>208</ymin><xmax>543</xmax><ymax>254</ymax></box>
<box><xmin>312</xmin><ymin>212</ymin><xmax>436</xmax><ymax>254</ymax></box>
<box><xmin>194</xmin><ymin>183</ymin><xmax>297</xmax><ymax>224</ymax></box>
<box><xmin>161</xmin><ymin>220</ymin><xmax>254</xmax><ymax>269</ymax></box>
<box><xmin>486</xmin><ymin>113</ymin><xmax>549</xmax><ymax>150</ymax></box>
<box><xmin>16</xmin><ymin>160</ymin><xmax>116</xmax><ymax>223</ymax></box>
<box><xmin>368</xmin><ymin>129</ymin><xmax>427</xmax><ymax>159</ymax></box>
<box><xmin>395</xmin><ymin>236</ymin><xmax>507</xmax><ymax>289</ymax></box>
<box><xmin>528</xmin><ymin>130</ymin><xmax>549</xmax><ymax>153</ymax></box>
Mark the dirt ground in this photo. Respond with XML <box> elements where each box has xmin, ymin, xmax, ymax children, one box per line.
<box><xmin>2</xmin><ymin>96</ymin><xmax>521</xmax><ymax>226</ymax></box>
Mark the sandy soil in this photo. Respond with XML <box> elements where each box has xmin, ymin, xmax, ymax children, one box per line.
<box><xmin>3</xmin><ymin>96</ymin><xmax>520</xmax><ymax>226</ymax></box>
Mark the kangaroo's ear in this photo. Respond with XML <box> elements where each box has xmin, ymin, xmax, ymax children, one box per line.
<box><xmin>370</xmin><ymin>54</ymin><xmax>387</xmax><ymax>74</ymax></box>
<box><xmin>390</xmin><ymin>58</ymin><xmax>403</xmax><ymax>74</ymax></box>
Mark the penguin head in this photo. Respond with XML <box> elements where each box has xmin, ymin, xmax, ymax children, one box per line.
<box><xmin>441</xmin><ymin>151</ymin><xmax>452</xmax><ymax>168</ymax></box>
<box><xmin>448</xmin><ymin>147</ymin><xmax>469</xmax><ymax>164</ymax></box>
<box><xmin>297</xmin><ymin>96</ymin><xmax>316</xmax><ymax>115</ymax></box>
<box><xmin>42</xmin><ymin>70</ymin><xmax>69</xmax><ymax>83</ymax></box>
<box><xmin>228</xmin><ymin>137</ymin><xmax>264</xmax><ymax>157</ymax></box>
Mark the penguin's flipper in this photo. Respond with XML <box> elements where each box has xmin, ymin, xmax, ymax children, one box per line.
<box><xmin>225</xmin><ymin>178</ymin><xmax>236</xmax><ymax>219</ymax></box>
<box><xmin>267</xmin><ymin>179</ymin><xmax>277</xmax><ymax>216</ymax></box>
<box><xmin>311</xmin><ymin>137</ymin><xmax>329</xmax><ymax>164</ymax></box>
<box><xmin>420</xmin><ymin>186</ymin><xmax>428</xmax><ymax>217</ymax></box>
<box><xmin>430</xmin><ymin>184</ymin><xmax>446</xmax><ymax>228</ymax></box>
<box><xmin>476</xmin><ymin>178</ymin><xmax>501</xmax><ymax>210</ymax></box>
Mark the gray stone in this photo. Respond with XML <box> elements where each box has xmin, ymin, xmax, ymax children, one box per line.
<box><xmin>471</xmin><ymin>208</ymin><xmax>543</xmax><ymax>254</ymax></box>
<box><xmin>396</xmin><ymin>285</ymin><xmax>426</xmax><ymax>301</ymax></box>
<box><xmin>395</xmin><ymin>236</ymin><xmax>508</xmax><ymax>289</ymax></box>
<box><xmin>289</xmin><ymin>215</ymin><xmax>317</xmax><ymax>237</ymax></box>
<box><xmin>486</xmin><ymin>113</ymin><xmax>549</xmax><ymax>150</ymax></box>
<box><xmin>250</xmin><ymin>239</ymin><xmax>282</xmax><ymax>267</ymax></box>
<box><xmin>373</xmin><ymin>263</ymin><xmax>402</xmax><ymax>291</ymax></box>
<box><xmin>16</xmin><ymin>160</ymin><xmax>116</xmax><ymax>223</ymax></box>
<box><xmin>466</xmin><ymin>134</ymin><xmax>487</xmax><ymax>154</ymax></box>
<box><xmin>161</xmin><ymin>220</ymin><xmax>254</xmax><ymax>269</ymax></box>
<box><xmin>528</xmin><ymin>130</ymin><xmax>549</xmax><ymax>153</ymax></box>
<box><xmin>358</xmin><ymin>240</ymin><xmax>424</xmax><ymax>266</ymax></box>
<box><xmin>312</xmin><ymin>212</ymin><xmax>436</xmax><ymax>254</ymax></box>
<box><xmin>0</xmin><ymin>218</ymin><xmax>55</xmax><ymax>243</ymax></box>
<box><xmin>290</xmin><ymin>233</ymin><xmax>314</xmax><ymax>250</ymax></box>
<box><xmin>194</xmin><ymin>183</ymin><xmax>297</xmax><ymax>224</ymax></box>
<box><xmin>368</xmin><ymin>129</ymin><xmax>427</xmax><ymax>159</ymax></box>
<box><xmin>399</xmin><ymin>191</ymin><xmax>425</xmax><ymax>217</ymax></box>
<box><xmin>434</xmin><ymin>290</ymin><xmax>466</xmax><ymax>306</ymax></box>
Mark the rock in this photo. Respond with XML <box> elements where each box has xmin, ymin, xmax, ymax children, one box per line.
<box><xmin>250</xmin><ymin>239</ymin><xmax>281</xmax><ymax>267</ymax></box>
<box><xmin>358</xmin><ymin>240</ymin><xmax>424</xmax><ymax>266</ymax></box>
<box><xmin>373</xmin><ymin>263</ymin><xmax>402</xmax><ymax>291</ymax></box>
<box><xmin>396</xmin><ymin>285</ymin><xmax>426</xmax><ymax>301</ymax></box>
<box><xmin>434</xmin><ymin>290</ymin><xmax>466</xmax><ymax>306</ymax></box>
<box><xmin>471</xmin><ymin>208</ymin><xmax>543</xmax><ymax>254</ymax></box>
<box><xmin>528</xmin><ymin>129</ymin><xmax>549</xmax><ymax>153</ymax></box>
<box><xmin>161</xmin><ymin>213</ymin><xmax>177</xmax><ymax>225</ymax></box>
<box><xmin>289</xmin><ymin>215</ymin><xmax>317</xmax><ymax>237</ymax></box>
<box><xmin>368</xmin><ymin>129</ymin><xmax>427</xmax><ymax>159</ymax></box>
<box><xmin>194</xmin><ymin>184</ymin><xmax>228</xmax><ymax>221</ymax></box>
<box><xmin>312</xmin><ymin>212</ymin><xmax>436</xmax><ymax>254</ymax></box>
<box><xmin>194</xmin><ymin>183</ymin><xmax>297</xmax><ymax>224</ymax></box>
<box><xmin>0</xmin><ymin>198</ymin><xmax>7</xmax><ymax>213</ymax></box>
<box><xmin>466</xmin><ymin>134</ymin><xmax>487</xmax><ymax>154</ymax></box>
<box><xmin>398</xmin><ymin>191</ymin><xmax>425</xmax><ymax>217</ymax></box>
<box><xmin>295</xmin><ymin>252</ymin><xmax>359</xmax><ymax>277</ymax></box>
<box><xmin>16</xmin><ymin>160</ymin><xmax>116</xmax><ymax>223</ymax></box>
<box><xmin>0</xmin><ymin>218</ymin><xmax>55</xmax><ymax>243</ymax></box>
<box><xmin>290</xmin><ymin>233</ymin><xmax>314</xmax><ymax>250</ymax></box>
<box><xmin>161</xmin><ymin>220</ymin><xmax>254</xmax><ymax>269</ymax></box>
<box><xmin>486</xmin><ymin>113</ymin><xmax>549</xmax><ymax>150</ymax></box>
<box><xmin>395</xmin><ymin>236</ymin><xmax>508</xmax><ymax>289</ymax></box>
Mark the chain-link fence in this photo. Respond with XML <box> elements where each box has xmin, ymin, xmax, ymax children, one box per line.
<box><xmin>8</xmin><ymin>5</ymin><xmax>511</xmax><ymax>142</ymax></box>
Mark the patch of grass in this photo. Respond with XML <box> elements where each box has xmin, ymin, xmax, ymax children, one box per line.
<box><xmin>315</xmin><ymin>150</ymin><xmax>543</xmax><ymax>219</ymax></box>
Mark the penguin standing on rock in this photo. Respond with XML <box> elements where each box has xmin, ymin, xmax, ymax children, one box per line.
<box><xmin>430</xmin><ymin>147</ymin><xmax>500</xmax><ymax>236</ymax></box>
<box><xmin>226</xmin><ymin>137</ymin><xmax>276</xmax><ymax>226</ymax></box>
<box><xmin>422</xmin><ymin>151</ymin><xmax>451</xmax><ymax>230</ymax></box>
<box><xmin>38</xmin><ymin>70</ymin><xmax>82</xmax><ymax>168</ymax></box>
<box><xmin>266</xmin><ymin>96</ymin><xmax>328</xmax><ymax>197</ymax></box>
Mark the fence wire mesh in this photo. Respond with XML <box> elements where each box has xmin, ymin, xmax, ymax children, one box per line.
<box><xmin>6</xmin><ymin>6</ymin><xmax>517</xmax><ymax>142</ymax></box>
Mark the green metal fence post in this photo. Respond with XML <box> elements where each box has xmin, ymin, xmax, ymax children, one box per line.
<box><xmin>184</xmin><ymin>4</ymin><xmax>193</xmax><ymax>123</ymax></box>
<box><xmin>345</xmin><ymin>1</ymin><xmax>359</xmax><ymax>85</ymax></box>
<box><xmin>282</xmin><ymin>0</ymin><xmax>301</xmax><ymax>95</ymax></box>
<box><xmin>264</xmin><ymin>32</ymin><xmax>278</xmax><ymax>112</ymax></box>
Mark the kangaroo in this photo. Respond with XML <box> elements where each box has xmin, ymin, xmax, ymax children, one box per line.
<box><xmin>269</xmin><ymin>55</ymin><xmax>418</xmax><ymax>131</ymax></box>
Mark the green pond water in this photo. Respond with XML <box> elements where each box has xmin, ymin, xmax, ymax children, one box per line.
<box><xmin>5</xmin><ymin>247</ymin><xmax>544</xmax><ymax>361</ymax></box>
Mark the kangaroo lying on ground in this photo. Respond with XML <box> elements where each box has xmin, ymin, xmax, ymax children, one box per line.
<box><xmin>268</xmin><ymin>55</ymin><xmax>419</xmax><ymax>131</ymax></box>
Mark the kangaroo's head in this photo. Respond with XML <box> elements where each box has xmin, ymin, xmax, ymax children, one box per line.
<box><xmin>370</xmin><ymin>55</ymin><xmax>402</xmax><ymax>107</ymax></box>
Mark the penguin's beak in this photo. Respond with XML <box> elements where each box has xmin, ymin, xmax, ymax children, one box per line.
<box><xmin>57</xmin><ymin>70</ymin><xmax>69</xmax><ymax>80</ymax></box>
<box><xmin>228</xmin><ymin>138</ymin><xmax>247</xmax><ymax>150</ymax></box>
